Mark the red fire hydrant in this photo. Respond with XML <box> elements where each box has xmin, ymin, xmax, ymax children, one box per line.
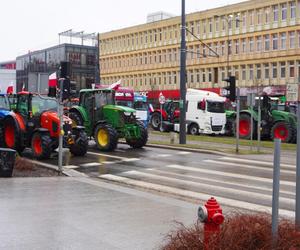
<box><xmin>198</xmin><ymin>197</ymin><xmax>224</xmax><ymax>248</ymax></box>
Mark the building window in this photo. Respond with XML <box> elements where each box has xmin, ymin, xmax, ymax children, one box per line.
<box><xmin>281</xmin><ymin>3</ymin><xmax>287</xmax><ymax>21</ymax></box>
<box><xmin>241</xmin><ymin>65</ymin><xmax>246</xmax><ymax>80</ymax></box>
<box><xmin>215</xmin><ymin>17</ymin><xmax>219</xmax><ymax>32</ymax></box>
<box><xmin>256</xmin><ymin>36</ymin><xmax>262</xmax><ymax>51</ymax></box>
<box><xmin>202</xmin><ymin>70</ymin><xmax>206</xmax><ymax>82</ymax></box>
<box><xmin>234</xmin><ymin>40</ymin><xmax>239</xmax><ymax>54</ymax></box>
<box><xmin>242</xmin><ymin>12</ymin><xmax>246</xmax><ymax>28</ymax></box>
<box><xmin>249</xmin><ymin>65</ymin><xmax>254</xmax><ymax>80</ymax></box>
<box><xmin>290</xmin><ymin>1</ymin><xmax>296</xmax><ymax>19</ymax></box>
<box><xmin>222</xmin><ymin>16</ymin><xmax>226</xmax><ymax>31</ymax></box>
<box><xmin>208</xmin><ymin>69</ymin><xmax>212</xmax><ymax>82</ymax></box>
<box><xmin>272</xmin><ymin>34</ymin><xmax>278</xmax><ymax>50</ymax></box>
<box><xmin>280</xmin><ymin>62</ymin><xmax>286</xmax><ymax>78</ymax></box>
<box><xmin>249</xmin><ymin>37</ymin><xmax>254</xmax><ymax>52</ymax></box>
<box><xmin>228</xmin><ymin>40</ymin><xmax>232</xmax><ymax>55</ymax></box>
<box><xmin>272</xmin><ymin>63</ymin><xmax>278</xmax><ymax>78</ymax></box>
<box><xmin>196</xmin><ymin>21</ymin><xmax>200</xmax><ymax>35</ymax></box>
<box><xmin>264</xmin><ymin>63</ymin><xmax>270</xmax><ymax>79</ymax></box>
<box><xmin>257</xmin><ymin>9</ymin><xmax>263</xmax><ymax>25</ymax></box>
<box><xmin>289</xmin><ymin>31</ymin><xmax>296</xmax><ymax>49</ymax></box>
<box><xmin>209</xmin><ymin>18</ymin><xmax>212</xmax><ymax>33</ymax></box>
<box><xmin>264</xmin><ymin>34</ymin><xmax>270</xmax><ymax>51</ymax></box>
<box><xmin>202</xmin><ymin>20</ymin><xmax>206</xmax><ymax>34</ymax></box>
<box><xmin>228</xmin><ymin>15</ymin><xmax>233</xmax><ymax>30</ymax></box>
<box><xmin>289</xmin><ymin>61</ymin><xmax>295</xmax><ymax>77</ymax></box>
<box><xmin>265</xmin><ymin>7</ymin><xmax>270</xmax><ymax>23</ymax></box>
<box><xmin>298</xmin><ymin>31</ymin><xmax>300</xmax><ymax>48</ymax></box>
<box><xmin>273</xmin><ymin>5</ymin><xmax>279</xmax><ymax>22</ymax></box>
<box><xmin>221</xmin><ymin>41</ymin><xmax>225</xmax><ymax>55</ymax></box>
<box><xmin>249</xmin><ymin>10</ymin><xmax>254</xmax><ymax>26</ymax></box>
<box><xmin>242</xmin><ymin>38</ymin><xmax>246</xmax><ymax>52</ymax></box>
<box><xmin>256</xmin><ymin>64</ymin><xmax>261</xmax><ymax>79</ymax></box>
<box><xmin>280</xmin><ymin>32</ymin><xmax>286</xmax><ymax>50</ymax></box>
<box><xmin>235</xmin><ymin>14</ymin><xmax>240</xmax><ymax>28</ymax></box>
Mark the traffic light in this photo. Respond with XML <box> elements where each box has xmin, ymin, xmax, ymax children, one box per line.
<box><xmin>223</xmin><ymin>76</ymin><xmax>236</xmax><ymax>102</ymax></box>
<box><xmin>59</xmin><ymin>61</ymin><xmax>71</xmax><ymax>100</ymax></box>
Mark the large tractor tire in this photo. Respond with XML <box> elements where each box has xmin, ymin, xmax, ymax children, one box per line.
<box><xmin>69</xmin><ymin>111</ymin><xmax>83</xmax><ymax>127</ymax></box>
<box><xmin>150</xmin><ymin>112</ymin><xmax>161</xmax><ymax>131</ymax></box>
<box><xmin>271</xmin><ymin>121</ymin><xmax>293</xmax><ymax>143</ymax></box>
<box><xmin>0</xmin><ymin>123</ymin><xmax>3</xmax><ymax>147</ymax></box>
<box><xmin>238</xmin><ymin>114</ymin><xmax>253</xmax><ymax>140</ymax></box>
<box><xmin>94</xmin><ymin>124</ymin><xmax>118</xmax><ymax>151</ymax></box>
<box><xmin>126</xmin><ymin>121</ymin><xmax>148</xmax><ymax>149</ymax></box>
<box><xmin>3</xmin><ymin>117</ymin><xmax>24</xmax><ymax>153</ymax></box>
<box><xmin>70</xmin><ymin>130</ymin><xmax>88</xmax><ymax>156</ymax></box>
<box><xmin>31</xmin><ymin>132</ymin><xmax>52</xmax><ymax>160</ymax></box>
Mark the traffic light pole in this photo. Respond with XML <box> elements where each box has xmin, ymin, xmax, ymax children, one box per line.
<box><xmin>179</xmin><ymin>0</ymin><xmax>187</xmax><ymax>144</ymax></box>
<box><xmin>236</xmin><ymin>88</ymin><xmax>240</xmax><ymax>153</ymax></box>
<box><xmin>58</xmin><ymin>78</ymin><xmax>64</xmax><ymax>174</ymax></box>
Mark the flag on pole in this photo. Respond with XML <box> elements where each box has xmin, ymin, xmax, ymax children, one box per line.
<box><xmin>109</xmin><ymin>79</ymin><xmax>121</xmax><ymax>90</ymax></box>
<box><xmin>48</xmin><ymin>72</ymin><xmax>57</xmax><ymax>87</ymax></box>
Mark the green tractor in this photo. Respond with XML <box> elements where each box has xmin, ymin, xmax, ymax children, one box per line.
<box><xmin>237</xmin><ymin>96</ymin><xmax>297</xmax><ymax>143</ymax></box>
<box><xmin>68</xmin><ymin>88</ymin><xmax>148</xmax><ymax>151</ymax></box>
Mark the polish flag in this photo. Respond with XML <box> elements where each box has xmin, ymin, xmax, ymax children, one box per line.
<box><xmin>6</xmin><ymin>82</ymin><xmax>14</xmax><ymax>94</ymax></box>
<box><xmin>109</xmin><ymin>79</ymin><xmax>121</xmax><ymax>90</ymax></box>
<box><xmin>48</xmin><ymin>72</ymin><xmax>57</xmax><ymax>87</ymax></box>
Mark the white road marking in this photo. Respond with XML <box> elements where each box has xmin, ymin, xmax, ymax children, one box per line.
<box><xmin>80</xmin><ymin>162</ymin><xmax>102</xmax><ymax>167</ymax></box>
<box><xmin>164</xmin><ymin>164</ymin><xmax>295</xmax><ymax>186</ymax></box>
<box><xmin>157</xmin><ymin>154</ymin><xmax>172</xmax><ymax>157</ymax></box>
<box><xmin>204</xmin><ymin>159</ymin><xmax>295</xmax><ymax>174</ymax></box>
<box><xmin>87</xmin><ymin>151</ymin><xmax>140</xmax><ymax>161</ymax></box>
<box><xmin>177</xmin><ymin>152</ymin><xmax>191</xmax><ymax>155</ymax></box>
<box><xmin>102</xmin><ymin>161</ymin><xmax>118</xmax><ymax>165</ymax></box>
<box><xmin>220</xmin><ymin>157</ymin><xmax>295</xmax><ymax>169</ymax></box>
<box><xmin>98</xmin><ymin>174</ymin><xmax>294</xmax><ymax>218</ymax></box>
<box><xmin>64</xmin><ymin>165</ymin><xmax>79</xmax><ymax>169</ymax></box>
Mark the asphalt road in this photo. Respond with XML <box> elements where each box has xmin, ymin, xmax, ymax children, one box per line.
<box><xmin>23</xmin><ymin>142</ymin><xmax>297</xmax><ymax>218</ymax></box>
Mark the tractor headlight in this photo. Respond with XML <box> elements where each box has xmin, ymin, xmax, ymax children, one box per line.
<box><xmin>124</xmin><ymin>111</ymin><xmax>136</xmax><ymax>117</ymax></box>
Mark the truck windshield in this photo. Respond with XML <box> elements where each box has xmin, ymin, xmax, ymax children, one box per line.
<box><xmin>207</xmin><ymin>101</ymin><xmax>225</xmax><ymax>113</ymax></box>
<box><xmin>32</xmin><ymin>95</ymin><xmax>57</xmax><ymax>114</ymax></box>
<box><xmin>95</xmin><ymin>92</ymin><xmax>114</xmax><ymax>108</ymax></box>
<box><xmin>134</xmin><ymin>101</ymin><xmax>148</xmax><ymax>110</ymax></box>
<box><xmin>0</xmin><ymin>96</ymin><xmax>10</xmax><ymax>110</ymax></box>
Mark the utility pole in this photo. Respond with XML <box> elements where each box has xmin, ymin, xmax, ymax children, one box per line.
<box><xmin>96</xmin><ymin>33</ymin><xmax>101</xmax><ymax>83</ymax></box>
<box><xmin>179</xmin><ymin>0</ymin><xmax>187</xmax><ymax>144</ymax></box>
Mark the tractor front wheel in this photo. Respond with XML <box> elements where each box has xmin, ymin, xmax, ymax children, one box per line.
<box><xmin>3</xmin><ymin>117</ymin><xmax>24</xmax><ymax>153</ymax></box>
<box><xmin>70</xmin><ymin>130</ymin><xmax>88</xmax><ymax>156</ymax></box>
<box><xmin>94</xmin><ymin>124</ymin><xmax>118</xmax><ymax>151</ymax></box>
<box><xmin>31</xmin><ymin>132</ymin><xmax>52</xmax><ymax>160</ymax></box>
<box><xmin>69</xmin><ymin>111</ymin><xmax>83</xmax><ymax>127</ymax></box>
<box><xmin>150</xmin><ymin>112</ymin><xmax>161</xmax><ymax>131</ymax></box>
<box><xmin>271</xmin><ymin>121</ymin><xmax>293</xmax><ymax>143</ymax></box>
<box><xmin>126</xmin><ymin>121</ymin><xmax>148</xmax><ymax>148</ymax></box>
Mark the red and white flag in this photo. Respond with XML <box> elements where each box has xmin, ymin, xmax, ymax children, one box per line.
<box><xmin>6</xmin><ymin>82</ymin><xmax>13</xmax><ymax>94</ymax></box>
<box><xmin>48</xmin><ymin>72</ymin><xmax>57</xmax><ymax>87</ymax></box>
<box><xmin>109</xmin><ymin>79</ymin><xmax>121</xmax><ymax>90</ymax></box>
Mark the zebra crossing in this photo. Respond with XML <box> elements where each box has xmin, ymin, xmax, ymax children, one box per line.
<box><xmin>94</xmin><ymin>153</ymin><xmax>296</xmax><ymax>217</ymax></box>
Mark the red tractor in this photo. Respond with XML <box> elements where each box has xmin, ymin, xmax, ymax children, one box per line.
<box><xmin>150</xmin><ymin>100</ymin><xmax>180</xmax><ymax>131</ymax></box>
<box><xmin>2</xmin><ymin>92</ymin><xmax>88</xmax><ymax>160</ymax></box>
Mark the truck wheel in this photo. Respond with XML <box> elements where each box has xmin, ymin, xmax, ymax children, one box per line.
<box><xmin>239</xmin><ymin>114</ymin><xmax>252</xmax><ymax>140</ymax></box>
<box><xmin>188</xmin><ymin>123</ymin><xmax>199</xmax><ymax>135</ymax></box>
<box><xmin>271</xmin><ymin>121</ymin><xmax>293</xmax><ymax>143</ymax></box>
<box><xmin>150</xmin><ymin>112</ymin><xmax>161</xmax><ymax>130</ymax></box>
<box><xmin>70</xmin><ymin>130</ymin><xmax>88</xmax><ymax>156</ymax></box>
<box><xmin>126</xmin><ymin>121</ymin><xmax>148</xmax><ymax>148</ymax></box>
<box><xmin>3</xmin><ymin>118</ymin><xmax>24</xmax><ymax>153</ymax></box>
<box><xmin>31</xmin><ymin>132</ymin><xmax>52</xmax><ymax>160</ymax></box>
<box><xmin>94</xmin><ymin>124</ymin><xmax>118</xmax><ymax>151</ymax></box>
<box><xmin>69</xmin><ymin>111</ymin><xmax>83</xmax><ymax>126</ymax></box>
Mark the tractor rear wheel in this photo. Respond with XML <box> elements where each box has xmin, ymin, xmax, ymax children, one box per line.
<box><xmin>70</xmin><ymin>130</ymin><xmax>88</xmax><ymax>156</ymax></box>
<box><xmin>0</xmin><ymin>123</ymin><xmax>3</xmax><ymax>147</ymax></box>
<box><xmin>150</xmin><ymin>112</ymin><xmax>161</xmax><ymax>131</ymax></box>
<box><xmin>271</xmin><ymin>121</ymin><xmax>293</xmax><ymax>143</ymax></box>
<box><xmin>225</xmin><ymin>117</ymin><xmax>235</xmax><ymax>136</ymax></box>
<box><xmin>239</xmin><ymin>114</ymin><xmax>253</xmax><ymax>140</ymax></box>
<box><xmin>3</xmin><ymin>117</ymin><xmax>24</xmax><ymax>153</ymax></box>
<box><xmin>94</xmin><ymin>124</ymin><xmax>118</xmax><ymax>151</ymax></box>
<box><xmin>126</xmin><ymin>121</ymin><xmax>148</xmax><ymax>148</ymax></box>
<box><xmin>31</xmin><ymin>132</ymin><xmax>52</xmax><ymax>160</ymax></box>
<box><xmin>69</xmin><ymin>111</ymin><xmax>83</xmax><ymax>127</ymax></box>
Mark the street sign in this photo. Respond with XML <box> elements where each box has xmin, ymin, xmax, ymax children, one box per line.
<box><xmin>159</xmin><ymin>92</ymin><xmax>166</xmax><ymax>104</ymax></box>
<box><xmin>286</xmin><ymin>84</ymin><xmax>299</xmax><ymax>102</ymax></box>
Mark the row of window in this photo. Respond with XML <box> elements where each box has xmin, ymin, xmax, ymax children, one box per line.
<box><xmin>101</xmin><ymin>60</ymin><xmax>300</xmax><ymax>89</ymax></box>
<box><xmin>101</xmin><ymin>1</ymin><xmax>300</xmax><ymax>54</ymax></box>
<box><xmin>100</xmin><ymin>29</ymin><xmax>300</xmax><ymax>71</ymax></box>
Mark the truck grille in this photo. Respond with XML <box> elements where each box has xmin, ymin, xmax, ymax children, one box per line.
<box><xmin>211</xmin><ymin>125</ymin><xmax>223</xmax><ymax>132</ymax></box>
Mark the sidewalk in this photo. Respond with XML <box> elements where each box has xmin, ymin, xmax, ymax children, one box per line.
<box><xmin>149</xmin><ymin>132</ymin><xmax>297</xmax><ymax>165</ymax></box>
<box><xmin>0</xmin><ymin>177</ymin><xmax>199</xmax><ymax>250</ymax></box>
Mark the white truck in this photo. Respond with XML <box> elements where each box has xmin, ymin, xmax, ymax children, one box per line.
<box><xmin>174</xmin><ymin>88</ymin><xmax>226</xmax><ymax>135</ymax></box>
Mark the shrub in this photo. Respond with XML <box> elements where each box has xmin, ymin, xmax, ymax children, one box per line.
<box><xmin>161</xmin><ymin>213</ymin><xmax>300</xmax><ymax>250</ymax></box>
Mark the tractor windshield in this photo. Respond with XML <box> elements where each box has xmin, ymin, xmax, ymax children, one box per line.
<box><xmin>207</xmin><ymin>101</ymin><xmax>225</xmax><ymax>113</ymax></box>
<box><xmin>95</xmin><ymin>92</ymin><xmax>114</xmax><ymax>108</ymax></box>
<box><xmin>32</xmin><ymin>95</ymin><xmax>58</xmax><ymax>115</ymax></box>
<box><xmin>0</xmin><ymin>96</ymin><xmax>10</xmax><ymax>110</ymax></box>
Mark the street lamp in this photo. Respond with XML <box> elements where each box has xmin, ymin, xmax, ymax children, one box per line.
<box><xmin>214</xmin><ymin>14</ymin><xmax>241</xmax><ymax>78</ymax></box>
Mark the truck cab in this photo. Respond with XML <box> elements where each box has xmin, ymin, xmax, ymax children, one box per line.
<box><xmin>134</xmin><ymin>93</ymin><xmax>150</xmax><ymax>128</ymax></box>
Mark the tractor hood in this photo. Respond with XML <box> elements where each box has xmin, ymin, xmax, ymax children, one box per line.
<box><xmin>41</xmin><ymin>111</ymin><xmax>72</xmax><ymax>124</ymax></box>
<box><xmin>103</xmin><ymin>105</ymin><xmax>136</xmax><ymax>113</ymax></box>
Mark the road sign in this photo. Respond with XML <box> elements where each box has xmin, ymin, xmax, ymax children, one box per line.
<box><xmin>286</xmin><ymin>84</ymin><xmax>299</xmax><ymax>102</ymax></box>
<box><xmin>159</xmin><ymin>92</ymin><xmax>166</xmax><ymax>104</ymax></box>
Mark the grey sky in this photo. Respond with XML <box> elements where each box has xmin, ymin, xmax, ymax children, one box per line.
<box><xmin>0</xmin><ymin>0</ymin><xmax>246</xmax><ymax>62</ymax></box>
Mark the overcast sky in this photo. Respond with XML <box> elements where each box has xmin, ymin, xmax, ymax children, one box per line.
<box><xmin>0</xmin><ymin>0</ymin><xmax>246</xmax><ymax>62</ymax></box>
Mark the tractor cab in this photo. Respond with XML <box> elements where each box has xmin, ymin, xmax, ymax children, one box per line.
<box><xmin>0</xmin><ymin>94</ymin><xmax>10</xmax><ymax>111</ymax></box>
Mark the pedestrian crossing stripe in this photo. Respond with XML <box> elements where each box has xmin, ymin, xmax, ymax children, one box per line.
<box><xmin>80</xmin><ymin>162</ymin><xmax>102</xmax><ymax>167</ymax></box>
